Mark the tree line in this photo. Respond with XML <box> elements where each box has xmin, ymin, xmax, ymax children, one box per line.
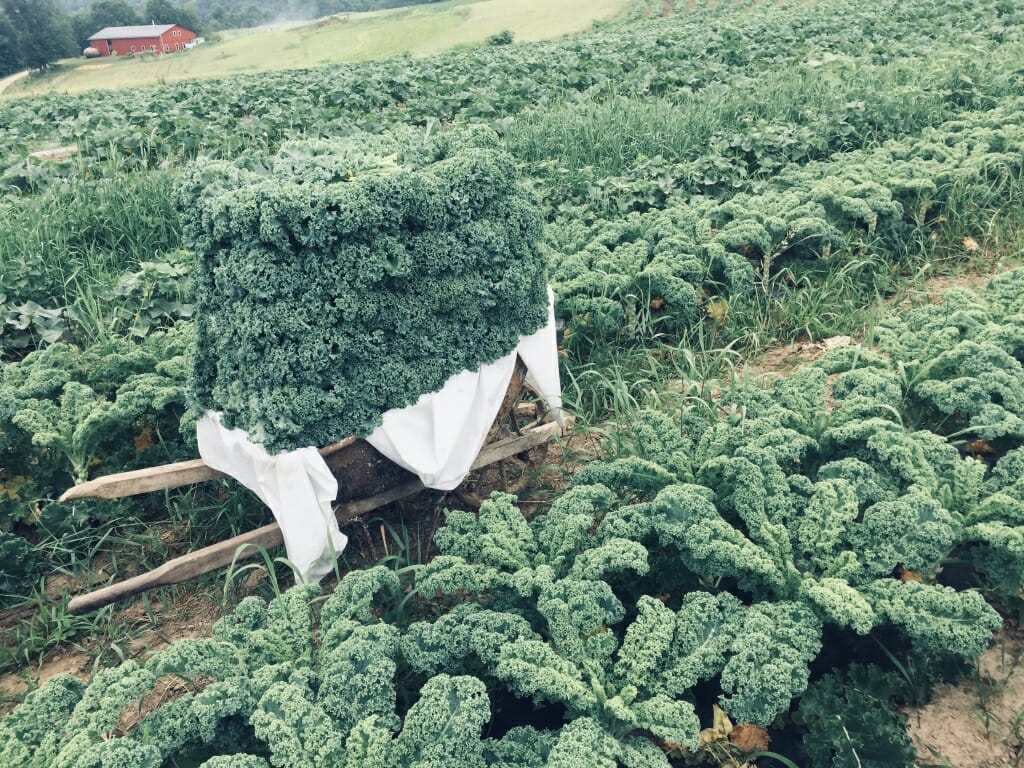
<box><xmin>0</xmin><ymin>0</ymin><xmax>201</xmax><ymax>76</ymax></box>
<box><xmin>59</xmin><ymin>0</ymin><xmax>446</xmax><ymax>36</ymax></box>
<box><xmin>1</xmin><ymin>0</ymin><xmax>443</xmax><ymax>77</ymax></box>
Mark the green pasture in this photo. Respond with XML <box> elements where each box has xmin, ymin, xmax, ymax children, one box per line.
<box><xmin>5</xmin><ymin>0</ymin><xmax>631</xmax><ymax>97</ymax></box>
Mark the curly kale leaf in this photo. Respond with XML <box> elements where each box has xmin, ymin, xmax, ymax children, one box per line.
<box><xmin>615</xmin><ymin>593</ymin><xmax>743</xmax><ymax>698</ymax></box>
<box><xmin>402</xmin><ymin>604</ymin><xmax>538</xmax><ymax>677</ymax></box>
<box><xmin>319</xmin><ymin>566</ymin><xmax>402</xmax><ymax>648</ymax></box>
<box><xmin>495</xmin><ymin>589</ymin><xmax>729</xmax><ymax>755</ymax></box>
<box><xmin>864</xmin><ymin>580</ymin><xmax>1001</xmax><ymax>664</ymax></box>
<box><xmin>420</xmin><ymin>489</ymin><xmax>647</xmax><ymax>607</ymax></box>
<box><xmin>646</xmin><ymin>483</ymin><xmax>788</xmax><ymax>594</ymax></box>
<box><xmin>433</xmin><ymin>491</ymin><xmax>537</xmax><ymax>571</ymax></box>
<box><xmin>251</xmin><ymin>681</ymin><xmax>346</xmax><ymax>768</ymax></box>
<box><xmin>546</xmin><ymin>716</ymin><xmax>670</xmax><ymax>768</ymax></box>
<box><xmin>391</xmin><ymin>674</ymin><xmax>491</xmax><ymax>768</ymax></box>
<box><xmin>719</xmin><ymin>601</ymin><xmax>823</xmax><ymax>726</ymax></box>
<box><xmin>317</xmin><ymin>624</ymin><xmax>401</xmax><ymax>737</ymax></box>
<box><xmin>0</xmin><ymin>675</ymin><xmax>84</xmax><ymax>767</ymax></box>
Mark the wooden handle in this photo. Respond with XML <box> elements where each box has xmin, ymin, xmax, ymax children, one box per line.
<box><xmin>60</xmin><ymin>438</ymin><xmax>358</xmax><ymax>503</ymax></box>
<box><xmin>65</xmin><ymin>418</ymin><xmax>572</xmax><ymax>615</ymax></box>
<box><xmin>68</xmin><ymin>521</ymin><xmax>285</xmax><ymax>614</ymax></box>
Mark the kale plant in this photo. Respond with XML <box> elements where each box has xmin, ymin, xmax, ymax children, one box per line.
<box><xmin>0</xmin><ymin>577</ymin><xmax>554</xmax><ymax>768</ymax></box>
<box><xmin>571</xmin><ymin>367</ymin><xmax>1002</xmax><ymax>724</ymax></box>
<box><xmin>178</xmin><ymin>129</ymin><xmax>549</xmax><ymax>452</ymax></box>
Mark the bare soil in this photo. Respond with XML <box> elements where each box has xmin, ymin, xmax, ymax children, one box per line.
<box><xmin>908</xmin><ymin>626</ymin><xmax>1024</xmax><ymax>768</ymax></box>
<box><xmin>0</xmin><ymin>590</ymin><xmax>221</xmax><ymax>709</ymax></box>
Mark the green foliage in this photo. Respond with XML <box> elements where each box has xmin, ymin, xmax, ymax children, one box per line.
<box><xmin>874</xmin><ymin>268</ymin><xmax>1024</xmax><ymax>443</ymax></box>
<box><xmin>568</xmin><ymin>366</ymin><xmax>1004</xmax><ymax>722</ymax></box>
<box><xmin>1</xmin><ymin>327</ymin><xmax>191</xmax><ymax>484</ymax></box>
<box><xmin>70</xmin><ymin>0</ymin><xmax>142</xmax><ymax>48</ymax></box>
<box><xmin>4</xmin><ymin>0</ymin><xmax>1022</xmax><ymax>172</ymax></box>
<box><xmin>0</xmin><ymin>10</ymin><xmax>22</xmax><ymax>76</ymax></box>
<box><xmin>799</xmin><ymin>663</ymin><xmax>917</xmax><ymax>768</ymax></box>
<box><xmin>180</xmin><ymin>130</ymin><xmax>548</xmax><ymax>452</ymax></box>
<box><xmin>0</xmin><ymin>172</ymin><xmax>184</xmax><ymax>356</ymax></box>
<box><xmin>0</xmin><ymin>580</ymin><xmax>567</xmax><ymax>768</ymax></box>
<box><xmin>0</xmin><ymin>0</ymin><xmax>76</xmax><ymax>70</ymax></box>
<box><xmin>0</xmin><ymin>530</ymin><xmax>45</xmax><ymax>596</ymax></box>
<box><xmin>546</xmin><ymin>98</ymin><xmax>1024</xmax><ymax>354</ymax></box>
<box><xmin>820</xmin><ymin>269</ymin><xmax>1024</xmax><ymax>602</ymax></box>
<box><xmin>487</xmin><ymin>30</ymin><xmax>514</xmax><ymax>46</ymax></box>
<box><xmin>2</xmin><ymin>1</ymin><xmax>1024</xmax><ymax>763</ymax></box>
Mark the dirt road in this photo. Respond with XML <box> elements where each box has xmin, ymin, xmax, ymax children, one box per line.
<box><xmin>0</xmin><ymin>70</ymin><xmax>29</xmax><ymax>96</ymax></box>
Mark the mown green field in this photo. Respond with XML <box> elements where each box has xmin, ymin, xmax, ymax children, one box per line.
<box><xmin>1</xmin><ymin>0</ymin><xmax>1024</xmax><ymax>765</ymax></box>
<box><xmin>5</xmin><ymin>0</ymin><xmax>631</xmax><ymax>97</ymax></box>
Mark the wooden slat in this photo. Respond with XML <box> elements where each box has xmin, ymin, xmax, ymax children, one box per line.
<box><xmin>59</xmin><ymin>437</ymin><xmax>357</xmax><ymax>503</ymax></box>
<box><xmin>57</xmin><ymin>359</ymin><xmax>529</xmax><ymax>505</ymax></box>
<box><xmin>59</xmin><ymin>459</ymin><xmax>224</xmax><ymax>502</ymax></box>
<box><xmin>66</xmin><ymin>417</ymin><xmax>571</xmax><ymax>615</ymax></box>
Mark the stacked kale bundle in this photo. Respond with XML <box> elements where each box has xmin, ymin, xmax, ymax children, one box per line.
<box><xmin>177</xmin><ymin>130</ymin><xmax>548</xmax><ymax>453</ymax></box>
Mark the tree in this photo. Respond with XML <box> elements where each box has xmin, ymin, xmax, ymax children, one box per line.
<box><xmin>91</xmin><ymin>0</ymin><xmax>143</xmax><ymax>28</ymax></box>
<box><xmin>0</xmin><ymin>10</ymin><xmax>23</xmax><ymax>76</ymax></box>
<box><xmin>1</xmin><ymin>0</ymin><xmax>77</xmax><ymax>69</ymax></box>
<box><xmin>143</xmin><ymin>0</ymin><xmax>201</xmax><ymax>34</ymax></box>
<box><xmin>71</xmin><ymin>0</ymin><xmax>143</xmax><ymax>47</ymax></box>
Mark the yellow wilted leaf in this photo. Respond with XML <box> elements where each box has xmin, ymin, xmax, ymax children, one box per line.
<box><xmin>25</xmin><ymin>503</ymin><xmax>42</xmax><ymax>525</ymax></box>
<box><xmin>962</xmin><ymin>236</ymin><xmax>981</xmax><ymax>252</ymax></box>
<box><xmin>698</xmin><ymin>704</ymin><xmax>733</xmax><ymax>746</ymax></box>
<box><xmin>706</xmin><ymin>298</ymin><xmax>729</xmax><ymax>325</ymax></box>
<box><xmin>898</xmin><ymin>567</ymin><xmax>924</xmax><ymax>583</ymax></box>
<box><xmin>0</xmin><ymin>475</ymin><xmax>30</xmax><ymax>501</ymax></box>
<box><xmin>730</xmin><ymin>723</ymin><xmax>770</xmax><ymax>752</ymax></box>
<box><xmin>134</xmin><ymin>427</ymin><xmax>155</xmax><ymax>453</ymax></box>
<box><xmin>964</xmin><ymin>439</ymin><xmax>996</xmax><ymax>457</ymax></box>
<box><xmin>650</xmin><ymin>297</ymin><xmax>666</xmax><ymax>310</ymax></box>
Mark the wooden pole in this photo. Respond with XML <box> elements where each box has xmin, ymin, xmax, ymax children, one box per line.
<box><xmin>59</xmin><ymin>437</ymin><xmax>356</xmax><ymax>502</ymax></box>
<box><xmin>66</xmin><ymin>419</ymin><xmax>569</xmax><ymax>615</ymax></box>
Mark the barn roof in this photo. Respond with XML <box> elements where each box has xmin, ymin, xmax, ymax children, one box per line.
<box><xmin>89</xmin><ymin>24</ymin><xmax>179</xmax><ymax>40</ymax></box>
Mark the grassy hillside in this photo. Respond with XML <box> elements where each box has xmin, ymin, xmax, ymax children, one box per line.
<box><xmin>7</xmin><ymin>0</ymin><xmax>630</xmax><ymax>97</ymax></box>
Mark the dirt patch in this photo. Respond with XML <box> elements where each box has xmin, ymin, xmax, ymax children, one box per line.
<box><xmin>908</xmin><ymin>627</ymin><xmax>1024</xmax><ymax>768</ymax></box>
<box><xmin>745</xmin><ymin>335</ymin><xmax>853</xmax><ymax>381</ymax></box>
<box><xmin>120</xmin><ymin>591</ymin><xmax>223</xmax><ymax>657</ymax></box>
<box><xmin>663</xmin><ymin>0</ymin><xmax>674</xmax><ymax>16</ymax></box>
<box><xmin>0</xmin><ymin>589</ymin><xmax>221</xmax><ymax>715</ymax></box>
<box><xmin>0</xmin><ymin>648</ymin><xmax>92</xmax><ymax>704</ymax></box>
<box><xmin>0</xmin><ymin>69</ymin><xmax>28</xmax><ymax>95</ymax></box>
<box><xmin>116</xmin><ymin>674</ymin><xmax>215</xmax><ymax>735</ymax></box>
<box><xmin>29</xmin><ymin>145</ymin><xmax>79</xmax><ymax>162</ymax></box>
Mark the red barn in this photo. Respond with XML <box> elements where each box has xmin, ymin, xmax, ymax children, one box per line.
<box><xmin>87</xmin><ymin>24</ymin><xmax>197</xmax><ymax>57</ymax></box>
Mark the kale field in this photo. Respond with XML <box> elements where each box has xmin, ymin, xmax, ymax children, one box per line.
<box><xmin>1</xmin><ymin>0</ymin><xmax>1024</xmax><ymax>765</ymax></box>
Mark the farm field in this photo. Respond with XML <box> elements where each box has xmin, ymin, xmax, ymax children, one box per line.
<box><xmin>4</xmin><ymin>0</ymin><xmax>632</xmax><ymax>97</ymax></box>
<box><xmin>1</xmin><ymin>0</ymin><xmax>1024</xmax><ymax>765</ymax></box>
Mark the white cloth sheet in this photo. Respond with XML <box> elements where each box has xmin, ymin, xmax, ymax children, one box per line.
<box><xmin>197</xmin><ymin>290</ymin><xmax>562</xmax><ymax>584</ymax></box>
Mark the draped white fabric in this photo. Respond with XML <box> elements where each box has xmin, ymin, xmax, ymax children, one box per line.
<box><xmin>196</xmin><ymin>290</ymin><xmax>562</xmax><ymax>584</ymax></box>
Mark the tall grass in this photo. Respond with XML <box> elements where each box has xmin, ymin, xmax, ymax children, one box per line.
<box><xmin>506</xmin><ymin>45</ymin><xmax>1024</xmax><ymax>178</ymax></box>
<box><xmin>0</xmin><ymin>171</ymin><xmax>180</xmax><ymax>309</ymax></box>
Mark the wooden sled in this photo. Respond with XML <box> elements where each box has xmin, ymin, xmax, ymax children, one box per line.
<box><xmin>62</xmin><ymin>358</ymin><xmax>570</xmax><ymax>614</ymax></box>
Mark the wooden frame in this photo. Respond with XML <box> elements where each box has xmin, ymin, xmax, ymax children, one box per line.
<box><xmin>63</xmin><ymin>358</ymin><xmax>570</xmax><ymax>614</ymax></box>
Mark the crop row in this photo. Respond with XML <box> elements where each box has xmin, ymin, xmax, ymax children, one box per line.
<box><xmin>1</xmin><ymin>0</ymin><xmax>1021</xmax><ymax>172</ymax></box>
<box><xmin>546</xmin><ymin>95</ymin><xmax>1024</xmax><ymax>353</ymax></box>
<box><xmin>3</xmin><ymin>268</ymin><xmax>1022</xmax><ymax>766</ymax></box>
<box><xmin>4</xmin><ymin>42</ymin><xmax>1022</xmax><ymax>358</ymax></box>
